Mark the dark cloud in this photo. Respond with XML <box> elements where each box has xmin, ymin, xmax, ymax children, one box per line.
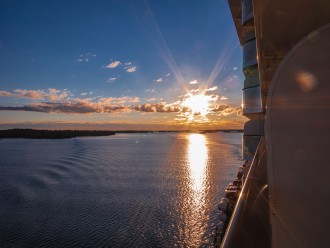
<box><xmin>133</xmin><ymin>103</ymin><xmax>181</xmax><ymax>113</ymax></box>
<box><xmin>103</xmin><ymin>105</ymin><xmax>131</xmax><ymax>113</ymax></box>
<box><xmin>0</xmin><ymin>102</ymin><xmax>130</xmax><ymax>114</ymax></box>
<box><xmin>212</xmin><ymin>104</ymin><xmax>242</xmax><ymax>116</ymax></box>
<box><xmin>212</xmin><ymin>104</ymin><xmax>231</xmax><ymax>112</ymax></box>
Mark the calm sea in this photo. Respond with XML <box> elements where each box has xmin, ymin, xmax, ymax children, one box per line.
<box><xmin>0</xmin><ymin>132</ymin><xmax>242</xmax><ymax>247</ymax></box>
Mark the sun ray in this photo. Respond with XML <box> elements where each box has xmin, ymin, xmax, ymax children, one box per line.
<box><xmin>141</xmin><ymin>1</ymin><xmax>185</xmax><ymax>84</ymax></box>
<box><xmin>206</xmin><ymin>33</ymin><xmax>238</xmax><ymax>86</ymax></box>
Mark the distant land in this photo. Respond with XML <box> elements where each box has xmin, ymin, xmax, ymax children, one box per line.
<box><xmin>0</xmin><ymin>128</ymin><xmax>243</xmax><ymax>139</ymax></box>
<box><xmin>0</xmin><ymin>129</ymin><xmax>115</xmax><ymax>139</ymax></box>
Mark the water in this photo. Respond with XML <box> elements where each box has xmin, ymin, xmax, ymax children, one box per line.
<box><xmin>0</xmin><ymin>132</ymin><xmax>242</xmax><ymax>247</ymax></box>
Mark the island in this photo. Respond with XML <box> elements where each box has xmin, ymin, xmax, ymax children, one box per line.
<box><xmin>0</xmin><ymin>129</ymin><xmax>115</xmax><ymax>139</ymax></box>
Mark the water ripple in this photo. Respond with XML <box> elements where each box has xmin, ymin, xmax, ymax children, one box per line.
<box><xmin>0</xmin><ymin>133</ymin><xmax>242</xmax><ymax>247</ymax></box>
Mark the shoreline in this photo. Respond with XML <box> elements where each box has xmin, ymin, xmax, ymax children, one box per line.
<box><xmin>0</xmin><ymin>128</ymin><xmax>243</xmax><ymax>139</ymax></box>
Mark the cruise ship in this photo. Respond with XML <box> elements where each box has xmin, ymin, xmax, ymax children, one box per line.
<box><xmin>216</xmin><ymin>0</ymin><xmax>330</xmax><ymax>247</ymax></box>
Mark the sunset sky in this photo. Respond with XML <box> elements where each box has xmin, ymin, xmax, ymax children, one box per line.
<box><xmin>0</xmin><ymin>0</ymin><xmax>247</xmax><ymax>130</ymax></box>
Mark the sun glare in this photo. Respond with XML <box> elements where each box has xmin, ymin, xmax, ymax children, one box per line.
<box><xmin>182</xmin><ymin>94</ymin><xmax>211</xmax><ymax>117</ymax></box>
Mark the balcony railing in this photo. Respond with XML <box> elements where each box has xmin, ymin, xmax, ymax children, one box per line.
<box><xmin>220</xmin><ymin>138</ymin><xmax>271</xmax><ymax>248</ymax></box>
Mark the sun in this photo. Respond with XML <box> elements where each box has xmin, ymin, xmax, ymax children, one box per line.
<box><xmin>182</xmin><ymin>94</ymin><xmax>211</xmax><ymax>117</ymax></box>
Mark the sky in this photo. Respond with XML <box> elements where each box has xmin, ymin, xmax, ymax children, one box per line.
<box><xmin>0</xmin><ymin>0</ymin><xmax>247</xmax><ymax>130</ymax></box>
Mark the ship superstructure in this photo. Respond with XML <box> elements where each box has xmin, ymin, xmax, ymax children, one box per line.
<box><xmin>219</xmin><ymin>1</ymin><xmax>330</xmax><ymax>247</ymax></box>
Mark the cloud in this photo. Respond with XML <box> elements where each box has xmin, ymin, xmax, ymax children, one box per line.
<box><xmin>0</xmin><ymin>96</ymin><xmax>242</xmax><ymax>117</ymax></box>
<box><xmin>233</xmin><ymin>67</ymin><xmax>237</xmax><ymax>70</ymax></box>
<box><xmin>0</xmin><ymin>88</ymin><xmax>142</xmax><ymax>110</ymax></box>
<box><xmin>220</xmin><ymin>96</ymin><xmax>228</xmax><ymax>100</ymax></box>
<box><xmin>106</xmin><ymin>61</ymin><xmax>121</xmax><ymax>69</ymax></box>
<box><xmin>0</xmin><ymin>87</ymin><xmax>241</xmax><ymax>118</ymax></box>
<box><xmin>107</xmin><ymin>77</ymin><xmax>117</xmax><ymax>82</ymax></box>
<box><xmin>121</xmin><ymin>62</ymin><xmax>137</xmax><ymax>73</ymax></box>
<box><xmin>126</xmin><ymin>66</ymin><xmax>137</xmax><ymax>73</ymax></box>
<box><xmin>165</xmin><ymin>73</ymin><xmax>171</xmax><ymax>77</ymax></box>
<box><xmin>205</xmin><ymin>86</ymin><xmax>218</xmax><ymax>92</ymax></box>
<box><xmin>104</xmin><ymin>60</ymin><xmax>136</xmax><ymax>72</ymax></box>
<box><xmin>47</xmin><ymin>90</ymin><xmax>69</xmax><ymax>101</ymax></box>
<box><xmin>0</xmin><ymin>100</ymin><xmax>179</xmax><ymax>115</ymax></box>
<box><xmin>190</xmin><ymin>89</ymin><xmax>200</xmax><ymax>93</ymax></box>
<box><xmin>146</xmin><ymin>88</ymin><xmax>156</xmax><ymax>93</ymax></box>
<box><xmin>0</xmin><ymin>91</ymin><xmax>17</xmax><ymax>97</ymax></box>
<box><xmin>98</xmin><ymin>96</ymin><xmax>140</xmax><ymax>105</ymax></box>
<box><xmin>48</xmin><ymin>88</ymin><xmax>60</xmax><ymax>94</ymax></box>
<box><xmin>103</xmin><ymin>105</ymin><xmax>132</xmax><ymax>113</ymax></box>
<box><xmin>212</xmin><ymin>104</ymin><xmax>230</xmax><ymax>112</ymax></box>
<box><xmin>13</xmin><ymin>89</ymin><xmax>45</xmax><ymax>100</ymax></box>
<box><xmin>189</xmin><ymin>80</ymin><xmax>199</xmax><ymax>85</ymax></box>
<box><xmin>211</xmin><ymin>104</ymin><xmax>242</xmax><ymax>116</ymax></box>
<box><xmin>0</xmin><ymin>102</ymin><xmax>101</xmax><ymax>114</ymax></box>
<box><xmin>0</xmin><ymin>100</ymin><xmax>132</xmax><ymax>115</ymax></box>
<box><xmin>155</xmin><ymin>78</ymin><xmax>163</xmax><ymax>83</ymax></box>
<box><xmin>75</xmin><ymin>53</ymin><xmax>96</xmax><ymax>62</ymax></box>
<box><xmin>0</xmin><ymin>88</ymin><xmax>69</xmax><ymax>101</ymax></box>
<box><xmin>134</xmin><ymin>103</ymin><xmax>181</xmax><ymax>113</ymax></box>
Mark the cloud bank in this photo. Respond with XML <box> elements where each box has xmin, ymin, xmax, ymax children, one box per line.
<box><xmin>134</xmin><ymin>103</ymin><xmax>181</xmax><ymax>113</ymax></box>
<box><xmin>0</xmin><ymin>88</ymin><xmax>242</xmax><ymax>117</ymax></box>
<box><xmin>0</xmin><ymin>102</ymin><xmax>130</xmax><ymax>114</ymax></box>
<box><xmin>0</xmin><ymin>101</ymin><xmax>242</xmax><ymax>116</ymax></box>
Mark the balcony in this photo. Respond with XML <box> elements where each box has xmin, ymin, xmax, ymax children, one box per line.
<box><xmin>243</xmin><ymin>39</ymin><xmax>257</xmax><ymax>69</ymax></box>
<box><xmin>242</xmin><ymin>0</ymin><xmax>254</xmax><ymax>26</ymax></box>
<box><xmin>243</xmin><ymin>135</ymin><xmax>261</xmax><ymax>160</ymax></box>
<box><xmin>241</xmin><ymin>25</ymin><xmax>255</xmax><ymax>44</ymax></box>
<box><xmin>242</xmin><ymin>85</ymin><xmax>263</xmax><ymax>114</ymax></box>
<box><xmin>243</xmin><ymin>69</ymin><xmax>259</xmax><ymax>88</ymax></box>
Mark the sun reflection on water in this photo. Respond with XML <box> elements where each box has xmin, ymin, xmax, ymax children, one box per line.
<box><xmin>180</xmin><ymin>133</ymin><xmax>210</xmax><ymax>246</ymax></box>
<box><xmin>188</xmin><ymin>134</ymin><xmax>208</xmax><ymax>192</ymax></box>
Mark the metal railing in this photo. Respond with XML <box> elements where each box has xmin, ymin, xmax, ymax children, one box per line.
<box><xmin>220</xmin><ymin>138</ymin><xmax>271</xmax><ymax>248</ymax></box>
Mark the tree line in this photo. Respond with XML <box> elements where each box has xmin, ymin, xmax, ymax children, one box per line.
<box><xmin>0</xmin><ymin>129</ymin><xmax>116</xmax><ymax>139</ymax></box>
